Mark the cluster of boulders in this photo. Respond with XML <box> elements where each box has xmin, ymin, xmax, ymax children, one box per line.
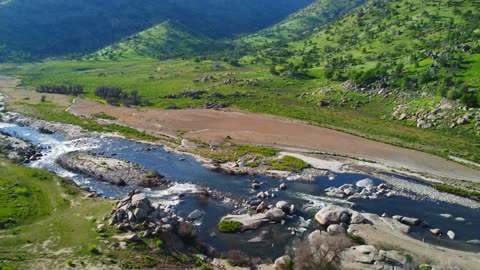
<box><xmin>0</xmin><ymin>133</ymin><xmax>43</xmax><ymax>163</ymax></box>
<box><xmin>220</xmin><ymin>181</ymin><xmax>294</xmax><ymax>232</ymax></box>
<box><xmin>193</xmin><ymin>74</ymin><xmax>215</xmax><ymax>83</ymax></box>
<box><xmin>203</xmin><ymin>102</ymin><xmax>228</xmax><ymax>109</ymax></box>
<box><xmin>392</xmin><ymin>99</ymin><xmax>480</xmax><ymax>130</ymax></box>
<box><xmin>324</xmin><ymin>178</ymin><xmax>395</xmax><ymax>200</ymax></box>
<box><xmin>220</xmin><ymin>199</ymin><xmax>294</xmax><ymax>232</ymax></box>
<box><xmin>164</xmin><ymin>89</ymin><xmax>207</xmax><ymax>100</ymax></box>
<box><xmin>342</xmin><ymin>244</ymin><xmax>413</xmax><ymax>269</ymax></box>
<box><xmin>108</xmin><ymin>190</ymin><xmax>197</xmax><ymax>240</ymax></box>
<box><xmin>57</xmin><ymin>151</ymin><xmax>172</xmax><ymax>187</ymax></box>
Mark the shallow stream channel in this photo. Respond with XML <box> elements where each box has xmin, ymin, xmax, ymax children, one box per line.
<box><xmin>1</xmin><ymin>121</ymin><xmax>479</xmax><ymax>259</ymax></box>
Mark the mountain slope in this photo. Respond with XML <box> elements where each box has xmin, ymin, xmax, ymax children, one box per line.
<box><xmin>92</xmin><ymin>21</ymin><xmax>219</xmax><ymax>60</ymax></box>
<box><xmin>0</xmin><ymin>0</ymin><xmax>314</xmax><ymax>61</ymax></box>
<box><xmin>251</xmin><ymin>0</ymin><xmax>480</xmax><ymax>106</ymax></box>
<box><xmin>239</xmin><ymin>0</ymin><xmax>367</xmax><ymax>45</ymax></box>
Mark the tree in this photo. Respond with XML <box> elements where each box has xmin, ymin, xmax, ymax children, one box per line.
<box><xmin>293</xmin><ymin>231</ymin><xmax>352</xmax><ymax>270</ymax></box>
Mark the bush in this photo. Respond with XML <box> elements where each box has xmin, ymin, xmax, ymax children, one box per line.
<box><xmin>267</xmin><ymin>156</ymin><xmax>310</xmax><ymax>171</ymax></box>
<box><xmin>293</xmin><ymin>232</ymin><xmax>352</xmax><ymax>270</ymax></box>
<box><xmin>155</xmin><ymin>239</ymin><xmax>163</xmax><ymax>248</ymax></box>
<box><xmin>349</xmin><ymin>234</ymin><xmax>366</xmax><ymax>244</ymax></box>
<box><xmin>226</xmin><ymin>250</ymin><xmax>249</xmax><ymax>267</ymax></box>
<box><xmin>218</xmin><ymin>220</ymin><xmax>242</xmax><ymax>233</ymax></box>
<box><xmin>66</xmin><ymin>258</ymin><xmax>74</xmax><ymax>266</ymax></box>
<box><xmin>87</xmin><ymin>244</ymin><xmax>100</xmax><ymax>254</ymax></box>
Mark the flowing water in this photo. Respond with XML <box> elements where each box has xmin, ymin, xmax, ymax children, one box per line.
<box><xmin>1</xmin><ymin>122</ymin><xmax>479</xmax><ymax>258</ymax></box>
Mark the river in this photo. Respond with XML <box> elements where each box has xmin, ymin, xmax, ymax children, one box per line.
<box><xmin>1</xmin><ymin>121</ymin><xmax>479</xmax><ymax>259</ymax></box>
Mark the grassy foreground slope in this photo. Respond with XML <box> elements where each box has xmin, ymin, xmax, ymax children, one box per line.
<box><xmin>0</xmin><ymin>159</ymin><xmax>112</xmax><ymax>269</ymax></box>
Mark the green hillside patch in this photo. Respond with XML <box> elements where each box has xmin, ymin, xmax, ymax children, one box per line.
<box><xmin>93</xmin><ymin>20</ymin><xmax>220</xmax><ymax>60</ymax></box>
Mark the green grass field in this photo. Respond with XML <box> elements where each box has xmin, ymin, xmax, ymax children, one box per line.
<box><xmin>0</xmin><ymin>159</ymin><xmax>113</xmax><ymax>269</ymax></box>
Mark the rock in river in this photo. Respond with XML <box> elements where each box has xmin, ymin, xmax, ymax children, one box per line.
<box><xmin>356</xmin><ymin>178</ymin><xmax>374</xmax><ymax>188</ymax></box>
<box><xmin>315</xmin><ymin>205</ymin><xmax>351</xmax><ymax>226</ymax></box>
<box><xmin>188</xmin><ymin>209</ymin><xmax>203</xmax><ymax>221</ymax></box>
<box><xmin>266</xmin><ymin>208</ymin><xmax>286</xmax><ymax>222</ymax></box>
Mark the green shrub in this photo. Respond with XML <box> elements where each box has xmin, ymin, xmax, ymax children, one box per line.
<box><xmin>66</xmin><ymin>258</ymin><xmax>74</xmax><ymax>266</ymax></box>
<box><xmin>267</xmin><ymin>156</ymin><xmax>310</xmax><ymax>171</ymax></box>
<box><xmin>87</xmin><ymin>244</ymin><xmax>100</xmax><ymax>254</ymax></box>
<box><xmin>13</xmin><ymin>187</ymin><xmax>31</xmax><ymax>197</ymax></box>
<box><xmin>218</xmin><ymin>220</ymin><xmax>242</xmax><ymax>233</ymax></box>
<box><xmin>349</xmin><ymin>234</ymin><xmax>366</xmax><ymax>244</ymax></box>
<box><xmin>155</xmin><ymin>239</ymin><xmax>163</xmax><ymax>248</ymax></box>
<box><xmin>92</xmin><ymin>112</ymin><xmax>117</xmax><ymax>120</ymax></box>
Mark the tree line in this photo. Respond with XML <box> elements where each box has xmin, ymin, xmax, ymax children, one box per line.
<box><xmin>36</xmin><ymin>84</ymin><xmax>84</xmax><ymax>96</ymax></box>
<box><xmin>94</xmin><ymin>86</ymin><xmax>147</xmax><ymax>107</ymax></box>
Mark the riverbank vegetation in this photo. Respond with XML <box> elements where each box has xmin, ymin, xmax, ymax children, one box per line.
<box><xmin>433</xmin><ymin>183</ymin><xmax>480</xmax><ymax>202</ymax></box>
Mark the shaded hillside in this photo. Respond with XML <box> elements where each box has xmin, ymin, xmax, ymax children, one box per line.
<box><xmin>0</xmin><ymin>0</ymin><xmax>314</xmax><ymax>61</ymax></box>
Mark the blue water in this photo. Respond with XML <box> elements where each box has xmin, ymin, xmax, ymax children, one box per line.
<box><xmin>1</xmin><ymin>123</ymin><xmax>479</xmax><ymax>258</ymax></box>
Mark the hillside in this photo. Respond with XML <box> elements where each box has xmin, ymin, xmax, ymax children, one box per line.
<box><xmin>0</xmin><ymin>0</ymin><xmax>314</xmax><ymax>61</ymax></box>
<box><xmin>266</xmin><ymin>0</ymin><xmax>480</xmax><ymax>104</ymax></box>
<box><xmin>239</xmin><ymin>0</ymin><xmax>367</xmax><ymax>45</ymax></box>
<box><xmin>92</xmin><ymin>20</ymin><xmax>220</xmax><ymax>60</ymax></box>
<box><xmin>0</xmin><ymin>0</ymin><xmax>480</xmax><ymax>165</ymax></box>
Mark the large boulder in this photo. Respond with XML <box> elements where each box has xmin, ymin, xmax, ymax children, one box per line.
<box><xmin>276</xmin><ymin>201</ymin><xmax>290</xmax><ymax>212</ymax></box>
<box><xmin>342</xmin><ymin>245</ymin><xmax>378</xmax><ymax>264</ymax></box>
<box><xmin>447</xmin><ymin>230</ymin><xmax>456</xmax><ymax>240</ymax></box>
<box><xmin>133</xmin><ymin>208</ymin><xmax>147</xmax><ymax>222</ymax></box>
<box><xmin>177</xmin><ymin>221</ymin><xmax>197</xmax><ymax>239</ymax></box>
<box><xmin>221</xmin><ymin>213</ymin><xmax>269</xmax><ymax>231</ymax></box>
<box><xmin>187</xmin><ymin>209</ymin><xmax>203</xmax><ymax>221</ymax></box>
<box><xmin>327</xmin><ymin>224</ymin><xmax>346</xmax><ymax>235</ymax></box>
<box><xmin>266</xmin><ymin>208</ymin><xmax>286</xmax><ymax>222</ymax></box>
<box><xmin>356</xmin><ymin>178</ymin><xmax>374</xmax><ymax>188</ymax></box>
<box><xmin>315</xmin><ymin>205</ymin><xmax>351</xmax><ymax>226</ymax></box>
<box><xmin>274</xmin><ymin>255</ymin><xmax>292</xmax><ymax>270</ymax></box>
<box><xmin>400</xmin><ymin>216</ymin><xmax>420</xmax><ymax>226</ymax></box>
<box><xmin>350</xmin><ymin>211</ymin><xmax>366</xmax><ymax>224</ymax></box>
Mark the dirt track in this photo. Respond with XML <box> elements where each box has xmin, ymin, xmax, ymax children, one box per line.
<box><xmin>68</xmin><ymin>98</ymin><xmax>480</xmax><ymax>183</ymax></box>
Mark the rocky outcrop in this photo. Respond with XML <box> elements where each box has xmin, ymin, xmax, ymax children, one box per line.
<box><xmin>324</xmin><ymin>181</ymin><xmax>395</xmax><ymax>200</ymax></box>
<box><xmin>342</xmin><ymin>245</ymin><xmax>412</xmax><ymax>269</ymax></box>
<box><xmin>0</xmin><ymin>133</ymin><xmax>42</xmax><ymax>163</ymax></box>
<box><xmin>57</xmin><ymin>151</ymin><xmax>172</xmax><ymax>187</ymax></box>
<box><xmin>108</xmin><ymin>190</ymin><xmax>190</xmax><ymax>238</ymax></box>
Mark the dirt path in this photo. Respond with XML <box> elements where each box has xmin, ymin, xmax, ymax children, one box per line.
<box><xmin>69</xmin><ymin>98</ymin><xmax>480</xmax><ymax>183</ymax></box>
